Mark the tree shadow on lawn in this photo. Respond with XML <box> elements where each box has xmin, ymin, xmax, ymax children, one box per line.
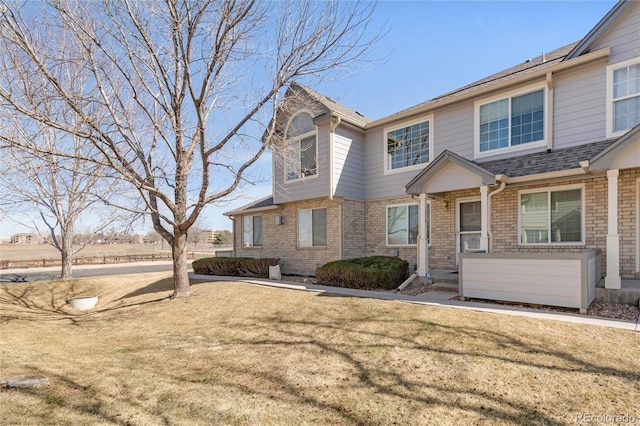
<box><xmin>4</xmin><ymin>365</ymin><xmax>173</xmax><ymax>426</ymax></box>
<box><xmin>188</xmin><ymin>312</ymin><xmax>639</xmax><ymax>424</ymax></box>
<box><xmin>118</xmin><ymin>276</ymin><xmax>212</xmax><ymax>299</ymax></box>
<box><xmin>0</xmin><ymin>280</ymin><xmax>90</xmax><ymax>321</ymax></box>
<box><xmin>1</xmin><ymin>277</ymin><xmax>202</xmax><ymax>322</ymax></box>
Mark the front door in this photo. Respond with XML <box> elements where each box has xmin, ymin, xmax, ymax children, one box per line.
<box><xmin>457</xmin><ymin>199</ymin><xmax>481</xmax><ymax>263</ymax></box>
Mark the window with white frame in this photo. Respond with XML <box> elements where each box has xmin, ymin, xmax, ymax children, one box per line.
<box><xmin>519</xmin><ymin>186</ymin><xmax>583</xmax><ymax>245</ymax></box>
<box><xmin>386</xmin><ymin>118</ymin><xmax>432</xmax><ymax>172</ymax></box>
<box><xmin>476</xmin><ymin>86</ymin><xmax>545</xmax><ymax>155</ymax></box>
<box><xmin>297</xmin><ymin>208</ymin><xmax>326</xmax><ymax>247</ymax></box>
<box><xmin>242</xmin><ymin>215</ymin><xmax>262</xmax><ymax>247</ymax></box>
<box><xmin>285</xmin><ymin>112</ymin><xmax>317</xmax><ymax>181</ymax></box>
<box><xmin>386</xmin><ymin>202</ymin><xmax>430</xmax><ymax>246</ymax></box>
<box><xmin>607</xmin><ymin>58</ymin><xmax>640</xmax><ymax>137</ymax></box>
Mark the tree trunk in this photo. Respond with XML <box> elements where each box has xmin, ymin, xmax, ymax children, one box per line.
<box><xmin>60</xmin><ymin>233</ymin><xmax>73</xmax><ymax>280</ymax></box>
<box><xmin>171</xmin><ymin>231</ymin><xmax>191</xmax><ymax>298</ymax></box>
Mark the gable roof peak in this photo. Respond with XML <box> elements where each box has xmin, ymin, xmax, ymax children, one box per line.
<box><xmin>565</xmin><ymin>0</ymin><xmax>633</xmax><ymax>60</ymax></box>
<box><xmin>288</xmin><ymin>82</ymin><xmax>372</xmax><ymax>126</ymax></box>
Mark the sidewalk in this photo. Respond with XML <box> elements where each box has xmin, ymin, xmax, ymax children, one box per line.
<box><xmin>189</xmin><ymin>273</ymin><xmax>639</xmax><ymax>332</ymax></box>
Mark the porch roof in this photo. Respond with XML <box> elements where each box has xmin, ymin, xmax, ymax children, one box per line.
<box><xmin>223</xmin><ymin>196</ymin><xmax>278</xmax><ymax>216</ymax></box>
<box><xmin>477</xmin><ymin>140</ymin><xmax>614</xmax><ymax>178</ymax></box>
<box><xmin>405</xmin><ymin>140</ymin><xmax>615</xmax><ymax>195</ymax></box>
<box><xmin>404</xmin><ymin>150</ymin><xmax>495</xmax><ymax>195</ymax></box>
<box><xmin>588</xmin><ymin>124</ymin><xmax>640</xmax><ymax>171</ymax></box>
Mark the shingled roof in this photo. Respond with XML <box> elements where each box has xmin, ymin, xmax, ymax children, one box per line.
<box><xmin>292</xmin><ymin>82</ymin><xmax>372</xmax><ymax>127</ymax></box>
<box><xmin>476</xmin><ymin>140</ymin><xmax>614</xmax><ymax>178</ymax></box>
<box><xmin>376</xmin><ymin>42</ymin><xmax>578</xmax><ymax>126</ymax></box>
<box><xmin>223</xmin><ymin>196</ymin><xmax>276</xmax><ymax>216</ymax></box>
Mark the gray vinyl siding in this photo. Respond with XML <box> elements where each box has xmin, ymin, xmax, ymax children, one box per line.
<box><xmin>333</xmin><ymin>126</ymin><xmax>365</xmax><ymax>200</ymax></box>
<box><xmin>553</xmin><ymin>62</ymin><xmax>607</xmax><ymax>148</ymax></box>
<box><xmin>273</xmin><ymin>124</ymin><xmax>329</xmax><ymax>204</ymax></box>
<box><xmin>591</xmin><ymin>1</ymin><xmax>640</xmax><ymax>65</ymax></box>
<box><xmin>432</xmin><ymin>103</ymin><xmax>474</xmax><ymax>159</ymax></box>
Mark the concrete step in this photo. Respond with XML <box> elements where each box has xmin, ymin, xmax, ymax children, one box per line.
<box><xmin>595</xmin><ymin>287</ymin><xmax>640</xmax><ymax>305</ymax></box>
<box><xmin>430</xmin><ymin>281</ymin><xmax>459</xmax><ymax>293</ymax></box>
<box><xmin>431</xmin><ymin>271</ymin><xmax>459</xmax><ymax>285</ymax></box>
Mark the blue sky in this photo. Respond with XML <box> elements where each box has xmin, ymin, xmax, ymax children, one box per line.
<box><xmin>0</xmin><ymin>0</ymin><xmax>617</xmax><ymax>237</ymax></box>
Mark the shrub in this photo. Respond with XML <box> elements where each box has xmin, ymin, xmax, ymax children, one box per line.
<box><xmin>315</xmin><ymin>256</ymin><xmax>409</xmax><ymax>290</ymax></box>
<box><xmin>192</xmin><ymin>257</ymin><xmax>279</xmax><ymax>278</ymax></box>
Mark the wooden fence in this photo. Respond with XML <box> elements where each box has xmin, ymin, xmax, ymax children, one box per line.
<box><xmin>0</xmin><ymin>252</ymin><xmax>198</xmax><ymax>270</ymax></box>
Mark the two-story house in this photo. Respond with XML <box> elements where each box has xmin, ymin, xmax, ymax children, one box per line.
<box><xmin>225</xmin><ymin>0</ymin><xmax>640</xmax><ymax>300</ymax></box>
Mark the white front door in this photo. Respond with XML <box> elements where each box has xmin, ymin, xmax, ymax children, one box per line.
<box><xmin>457</xmin><ymin>199</ymin><xmax>481</xmax><ymax>263</ymax></box>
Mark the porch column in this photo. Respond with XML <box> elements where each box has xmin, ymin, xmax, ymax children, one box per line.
<box><xmin>480</xmin><ymin>185</ymin><xmax>489</xmax><ymax>252</ymax></box>
<box><xmin>417</xmin><ymin>193</ymin><xmax>428</xmax><ymax>277</ymax></box>
<box><xmin>605</xmin><ymin>169</ymin><xmax>621</xmax><ymax>289</ymax></box>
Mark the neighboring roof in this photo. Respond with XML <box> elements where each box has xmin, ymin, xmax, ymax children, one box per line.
<box><xmin>477</xmin><ymin>140</ymin><xmax>615</xmax><ymax>178</ymax></box>
<box><xmin>291</xmin><ymin>83</ymin><xmax>372</xmax><ymax>127</ymax></box>
<box><xmin>565</xmin><ymin>0</ymin><xmax>632</xmax><ymax>60</ymax></box>
<box><xmin>223</xmin><ymin>195</ymin><xmax>277</xmax><ymax>216</ymax></box>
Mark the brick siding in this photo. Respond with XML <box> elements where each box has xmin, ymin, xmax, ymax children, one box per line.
<box><xmin>233</xmin><ymin>167</ymin><xmax>639</xmax><ymax>278</ymax></box>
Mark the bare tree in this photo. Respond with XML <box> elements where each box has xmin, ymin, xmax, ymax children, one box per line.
<box><xmin>0</xmin><ymin>0</ymin><xmax>381</xmax><ymax>297</ymax></box>
<box><xmin>0</xmin><ymin>122</ymin><xmax>125</xmax><ymax>279</ymax></box>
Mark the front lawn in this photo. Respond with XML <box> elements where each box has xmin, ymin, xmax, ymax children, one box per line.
<box><xmin>1</xmin><ymin>273</ymin><xmax>638</xmax><ymax>424</ymax></box>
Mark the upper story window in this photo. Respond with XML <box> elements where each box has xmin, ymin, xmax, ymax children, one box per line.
<box><xmin>475</xmin><ymin>84</ymin><xmax>546</xmax><ymax>158</ymax></box>
<box><xmin>242</xmin><ymin>215</ymin><xmax>262</xmax><ymax>247</ymax></box>
<box><xmin>518</xmin><ymin>184</ymin><xmax>584</xmax><ymax>245</ymax></box>
<box><xmin>285</xmin><ymin>112</ymin><xmax>317</xmax><ymax>181</ymax></box>
<box><xmin>607</xmin><ymin>58</ymin><xmax>640</xmax><ymax>138</ymax></box>
<box><xmin>385</xmin><ymin>117</ymin><xmax>432</xmax><ymax>173</ymax></box>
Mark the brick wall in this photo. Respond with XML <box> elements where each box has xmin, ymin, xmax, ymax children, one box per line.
<box><xmin>234</xmin><ymin>198</ymin><xmax>342</xmax><ymax>276</ymax></box>
<box><xmin>233</xmin><ymin>168</ymin><xmax>639</xmax><ymax>278</ymax></box>
<box><xmin>342</xmin><ymin>199</ymin><xmax>366</xmax><ymax>259</ymax></box>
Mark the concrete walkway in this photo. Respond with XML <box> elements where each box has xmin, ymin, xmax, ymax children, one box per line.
<box><xmin>189</xmin><ymin>273</ymin><xmax>639</xmax><ymax>332</ymax></box>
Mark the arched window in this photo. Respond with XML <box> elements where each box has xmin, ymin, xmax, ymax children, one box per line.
<box><xmin>285</xmin><ymin>112</ymin><xmax>317</xmax><ymax>181</ymax></box>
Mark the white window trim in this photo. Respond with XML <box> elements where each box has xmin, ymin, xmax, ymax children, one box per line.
<box><xmin>517</xmin><ymin>183</ymin><xmax>585</xmax><ymax>246</ymax></box>
<box><xmin>297</xmin><ymin>208</ymin><xmax>327</xmax><ymax>248</ymax></box>
<box><xmin>474</xmin><ymin>82</ymin><xmax>547</xmax><ymax>159</ymax></box>
<box><xmin>385</xmin><ymin>202</ymin><xmax>431</xmax><ymax>247</ymax></box>
<box><xmin>242</xmin><ymin>215</ymin><xmax>262</xmax><ymax>248</ymax></box>
<box><xmin>284</xmin><ymin>110</ymin><xmax>319</xmax><ymax>184</ymax></box>
<box><xmin>606</xmin><ymin>57</ymin><xmax>640</xmax><ymax>139</ymax></box>
<box><xmin>383</xmin><ymin>115</ymin><xmax>434</xmax><ymax>175</ymax></box>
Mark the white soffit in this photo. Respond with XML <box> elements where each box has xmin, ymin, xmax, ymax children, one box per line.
<box><xmin>417</xmin><ymin>161</ymin><xmax>488</xmax><ymax>194</ymax></box>
<box><xmin>608</xmin><ymin>138</ymin><xmax>640</xmax><ymax>169</ymax></box>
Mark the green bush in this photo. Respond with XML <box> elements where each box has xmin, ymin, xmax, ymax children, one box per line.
<box><xmin>192</xmin><ymin>257</ymin><xmax>279</xmax><ymax>278</ymax></box>
<box><xmin>315</xmin><ymin>256</ymin><xmax>409</xmax><ymax>290</ymax></box>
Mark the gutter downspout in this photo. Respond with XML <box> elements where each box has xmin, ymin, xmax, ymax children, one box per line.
<box><xmin>488</xmin><ymin>175</ymin><xmax>509</xmax><ymax>253</ymax></box>
<box><xmin>546</xmin><ymin>72</ymin><xmax>553</xmax><ymax>151</ymax></box>
<box><xmin>329</xmin><ymin>116</ymin><xmax>342</xmax><ymax>258</ymax></box>
<box><xmin>328</xmin><ymin>116</ymin><xmax>341</xmax><ymax>200</ymax></box>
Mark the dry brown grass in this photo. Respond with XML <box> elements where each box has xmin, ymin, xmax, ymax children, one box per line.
<box><xmin>1</xmin><ymin>273</ymin><xmax>639</xmax><ymax>425</ymax></box>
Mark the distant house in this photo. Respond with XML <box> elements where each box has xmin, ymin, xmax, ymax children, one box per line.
<box><xmin>10</xmin><ymin>233</ymin><xmax>43</xmax><ymax>244</ymax></box>
<box><xmin>225</xmin><ymin>1</ymin><xmax>640</xmax><ymax>307</ymax></box>
<box><xmin>196</xmin><ymin>229</ymin><xmax>221</xmax><ymax>245</ymax></box>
